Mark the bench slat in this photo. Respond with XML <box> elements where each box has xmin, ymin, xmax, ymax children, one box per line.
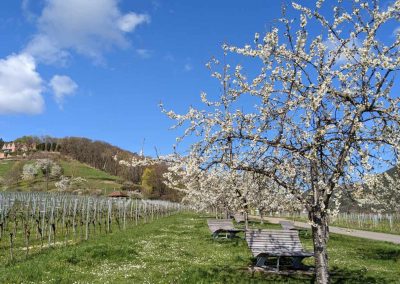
<box><xmin>207</xmin><ymin>219</ymin><xmax>235</xmax><ymax>234</ymax></box>
<box><xmin>246</xmin><ymin>229</ymin><xmax>313</xmax><ymax>259</ymax></box>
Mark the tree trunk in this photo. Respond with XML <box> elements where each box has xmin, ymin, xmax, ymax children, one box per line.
<box><xmin>259</xmin><ymin>210</ymin><xmax>264</xmax><ymax>224</ymax></box>
<box><xmin>244</xmin><ymin>211</ymin><xmax>249</xmax><ymax>230</ymax></box>
<box><xmin>310</xmin><ymin>209</ymin><xmax>330</xmax><ymax>284</ymax></box>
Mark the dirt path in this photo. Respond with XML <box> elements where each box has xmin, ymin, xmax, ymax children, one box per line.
<box><xmin>250</xmin><ymin>215</ymin><xmax>400</xmax><ymax>245</ymax></box>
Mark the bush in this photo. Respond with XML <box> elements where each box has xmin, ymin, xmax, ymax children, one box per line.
<box><xmin>21</xmin><ymin>164</ymin><xmax>39</xmax><ymax>180</ymax></box>
<box><xmin>50</xmin><ymin>164</ymin><xmax>63</xmax><ymax>178</ymax></box>
<box><xmin>121</xmin><ymin>181</ymin><xmax>135</xmax><ymax>191</ymax></box>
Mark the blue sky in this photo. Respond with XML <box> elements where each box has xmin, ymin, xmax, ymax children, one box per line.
<box><xmin>0</xmin><ymin>0</ymin><xmax>283</xmax><ymax>155</ymax></box>
<box><xmin>0</xmin><ymin>0</ymin><xmax>398</xmax><ymax>156</ymax></box>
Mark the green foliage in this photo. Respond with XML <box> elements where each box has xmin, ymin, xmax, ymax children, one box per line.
<box><xmin>0</xmin><ymin>213</ymin><xmax>398</xmax><ymax>283</ymax></box>
<box><xmin>4</xmin><ymin>161</ymin><xmax>24</xmax><ymax>185</ymax></box>
<box><xmin>141</xmin><ymin>166</ymin><xmax>182</xmax><ymax>201</ymax></box>
<box><xmin>141</xmin><ymin>167</ymin><xmax>157</xmax><ymax>197</ymax></box>
<box><xmin>14</xmin><ymin>135</ymin><xmax>41</xmax><ymax>145</ymax></box>
<box><xmin>121</xmin><ymin>180</ymin><xmax>135</xmax><ymax>191</ymax></box>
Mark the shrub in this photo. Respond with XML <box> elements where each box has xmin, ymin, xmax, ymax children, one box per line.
<box><xmin>21</xmin><ymin>164</ymin><xmax>39</xmax><ymax>180</ymax></box>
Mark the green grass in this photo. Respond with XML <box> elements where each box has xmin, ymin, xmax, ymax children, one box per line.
<box><xmin>0</xmin><ymin>213</ymin><xmax>399</xmax><ymax>283</ymax></box>
<box><xmin>60</xmin><ymin>159</ymin><xmax>122</xmax><ymax>192</ymax></box>
<box><xmin>0</xmin><ymin>161</ymin><xmax>15</xmax><ymax>176</ymax></box>
<box><xmin>60</xmin><ymin>160</ymin><xmax>120</xmax><ymax>182</ymax></box>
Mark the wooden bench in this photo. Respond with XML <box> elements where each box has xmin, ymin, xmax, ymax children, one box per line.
<box><xmin>246</xmin><ymin>229</ymin><xmax>313</xmax><ymax>270</ymax></box>
<box><xmin>207</xmin><ymin>219</ymin><xmax>243</xmax><ymax>239</ymax></box>
<box><xmin>234</xmin><ymin>213</ymin><xmax>245</xmax><ymax>223</ymax></box>
<box><xmin>279</xmin><ymin>220</ymin><xmax>296</xmax><ymax>230</ymax></box>
<box><xmin>279</xmin><ymin>220</ymin><xmax>308</xmax><ymax>235</ymax></box>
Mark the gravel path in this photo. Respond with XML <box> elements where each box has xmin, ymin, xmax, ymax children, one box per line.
<box><xmin>250</xmin><ymin>215</ymin><xmax>400</xmax><ymax>245</ymax></box>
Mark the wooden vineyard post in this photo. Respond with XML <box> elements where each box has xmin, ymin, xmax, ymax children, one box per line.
<box><xmin>123</xmin><ymin>200</ymin><xmax>127</xmax><ymax>230</ymax></box>
<box><xmin>41</xmin><ymin>199</ymin><xmax>46</xmax><ymax>248</ymax></box>
<box><xmin>85</xmin><ymin>198</ymin><xmax>90</xmax><ymax>241</ymax></box>
<box><xmin>48</xmin><ymin>199</ymin><xmax>53</xmax><ymax>246</ymax></box>
<box><xmin>72</xmin><ymin>199</ymin><xmax>77</xmax><ymax>241</ymax></box>
<box><xmin>135</xmin><ymin>199</ymin><xmax>138</xmax><ymax>226</ymax></box>
<box><xmin>130</xmin><ymin>199</ymin><xmax>133</xmax><ymax>226</ymax></box>
<box><xmin>107</xmin><ymin>200</ymin><xmax>111</xmax><ymax>233</ymax></box>
<box><xmin>144</xmin><ymin>202</ymin><xmax>147</xmax><ymax>223</ymax></box>
<box><xmin>24</xmin><ymin>223</ymin><xmax>30</xmax><ymax>258</ymax></box>
<box><xmin>9</xmin><ymin>232</ymin><xmax>14</xmax><ymax>261</ymax></box>
<box><xmin>93</xmin><ymin>201</ymin><xmax>97</xmax><ymax>236</ymax></box>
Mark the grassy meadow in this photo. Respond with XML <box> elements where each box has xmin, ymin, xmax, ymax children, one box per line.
<box><xmin>0</xmin><ymin>213</ymin><xmax>399</xmax><ymax>283</ymax></box>
<box><xmin>0</xmin><ymin>160</ymin><xmax>16</xmax><ymax>176</ymax></box>
<box><xmin>59</xmin><ymin>159</ymin><xmax>122</xmax><ymax>192</ymax></box>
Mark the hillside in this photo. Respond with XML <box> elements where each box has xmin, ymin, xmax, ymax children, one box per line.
<box><xmin>1</xmin><ymin>136</ymin><xmax>142</xmax><ymax>183</ymax></box>
<box><xmin>0</xmin><ymin>155</ymin><xmax>123</xmax><ymax>195</ymax></box>
<box><xmin>0</xmin><ymin>135</ymin><xmax>182</xmax><ymax>201</ymax></box>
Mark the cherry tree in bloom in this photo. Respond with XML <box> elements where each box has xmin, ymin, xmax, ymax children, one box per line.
<box><xmin>121</xmin><ymin>153</ymin><xmax>300</xmax><ymax>224</ymax></box>
<box><xmin>161</xmin><ymin>0</ymin><xmax>400</xmax><ymax>282</ymax></box>
<box><xmin>245</xmin><ymin>172</ymin><xmax>303</xmax><ymax>223</ymax></box>
<box><xmin>354</xmin><ymin>169</ymin><xmax>400</xmax><ymax>213</ymax></box>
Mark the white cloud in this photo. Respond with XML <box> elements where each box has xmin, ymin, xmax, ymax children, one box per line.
<box><xmin>50</xmin><ymin>75</ymin><xmax>78</xmax><ymax>106</ymax></box>
<box><xmin>118</xmin><ymin>13</ymin><xmax>150</xmax><ymax>32</ymax></box>
<box><xmin>136</xmin><ymin>49</ymin><xmax>152</xmax><ymax>59</ymax></box>
<box><xmin>25</xmin><ymin>0</ymin><xmax>151</xmax><ymax>63</ymax></box>
<box><xmin>0</xmin><ymin>0</ymin><xmax>149</xmax><ymax>114</ymax></box>
<box><xmin>25</xmin><ymin>34</ymin><xmax>69</xmax><ymax>65</ymax></box>
<box><xmin>0</xmin><ymin>53</ymin><xmax>44</xmax><ymax>114</ymax></box>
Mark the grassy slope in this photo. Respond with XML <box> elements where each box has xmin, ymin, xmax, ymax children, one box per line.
<box><xmin>0</xmin><ymin>213</ymin><xmax>398</xmax><ymax>283</ymax></box>
<box><xmin>59</xmin><ymin>159</ymin><xmax>122</xmax><ymax>192</ymax></box>
<box><xmin>0</xmin><ymin>161</ymin><xmax>15</xmax><ymax>176</ymax></box>
<box><xmin>0</xmin><ymin>158</ymin><xmax>122</xmax><ymax>192</ymax></box>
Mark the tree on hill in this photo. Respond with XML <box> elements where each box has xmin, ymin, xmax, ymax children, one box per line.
<box><xmin>163</xmin><ymin>1</ymin><xmax>400</xmax><ymax>282</ymax></box>
<box><xmin>141</xmin><ymin>165</ymin><xmax>181</xmax><ymax>200</ymax></box>
<box><xmin>14</xmin><ymin>136</ymin><xmax>41</xmax><ymax>146</ymax></box>
<box><xmin>141</xmin><ymin>167</ymin><xmax>157</xmax><ymax>197</ymax></box>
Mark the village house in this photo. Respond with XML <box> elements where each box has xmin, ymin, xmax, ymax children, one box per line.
<box><xmin>2</xmin><ymin>142</ymin><xmax>16</xmax><ymax>153</ymax></box>
<box><xmin>0</xmin><ymin>141</ymin><xmax>36</xmax><ymax>159</ymax></box>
